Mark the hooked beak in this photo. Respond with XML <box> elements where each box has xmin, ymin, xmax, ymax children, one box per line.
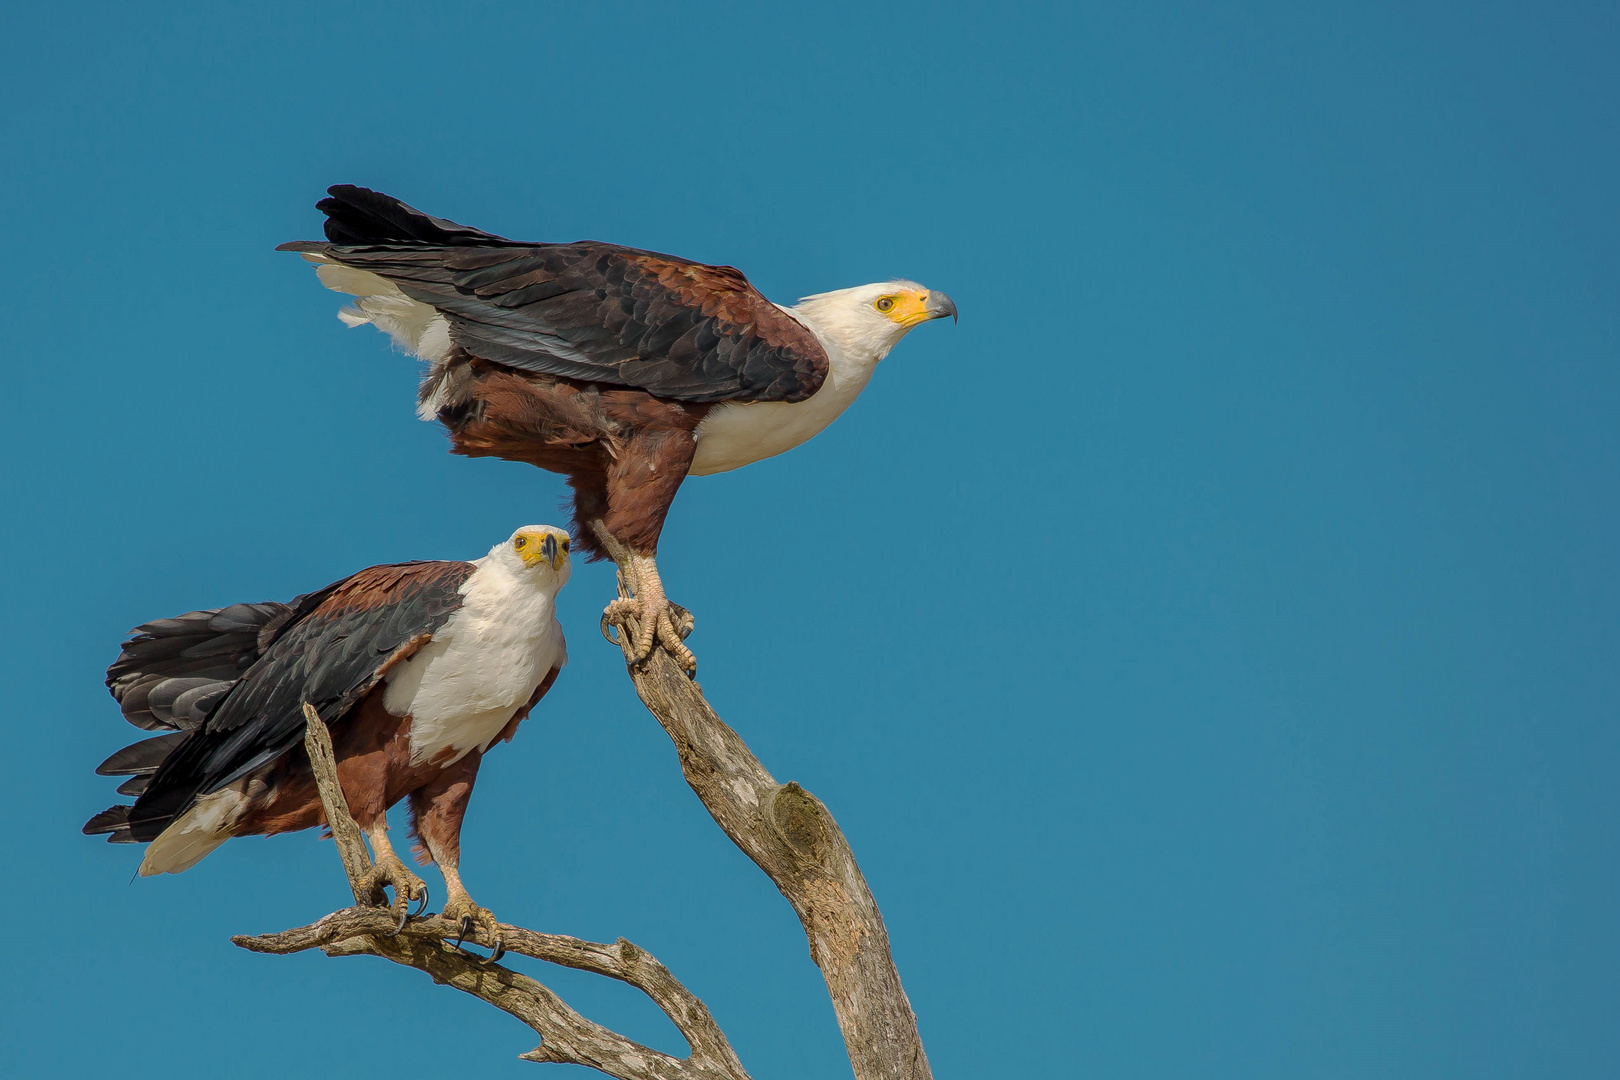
<box><xmin>541</xmin><ymin>534</ymin><xmax>567</xmax><ymax>571</ymax></box>
<box><xmin>925</xmin><ymin>291</ymin><xmax>958</xmax><ymax>324</ymax></box>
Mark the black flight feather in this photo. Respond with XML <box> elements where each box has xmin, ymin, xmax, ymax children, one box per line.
<box><xmin>120</xmin><ymin>561</ymin><xmax>473</xmax><ymax>843</ymax></box>
<box><xmin>278</xmin><ymin>186</ymin><xmax>830</xmax><ymax>404</ymax></box>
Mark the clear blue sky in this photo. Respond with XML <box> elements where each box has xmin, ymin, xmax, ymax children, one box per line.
<box><xmin>3</xmin><ymin>2</ymin><xmax>1616</xmax><ymax>1076</ymax></box>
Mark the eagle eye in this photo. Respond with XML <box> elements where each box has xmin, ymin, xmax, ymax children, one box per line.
<box><xmin>514</xmin><ymin>536</ymin><xmax>527</xmax><ymax>549</ymax></box>
<box><xmin>875</xmin><ymin>296</ymin><xmax>895</xmax><ymax>313</ymax></box>
<box><xmin>560</xmin><ymin>538</ymin><xmax>570</xmax><ymax>551</ymax></box>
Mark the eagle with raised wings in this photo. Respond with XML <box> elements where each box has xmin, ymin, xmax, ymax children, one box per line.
<box><xmin>84</xmin><ymin>526</ymin><xmax>572</xmax><ymax>958</ymax></box>
<box><xmin>280</xmin><ymin>186</ymin><xmax>956</xmax><ymax>674</ymax></box>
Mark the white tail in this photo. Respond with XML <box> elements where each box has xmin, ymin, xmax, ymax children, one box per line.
<box><xmin>138</xmin><ymin>787</ymin><xmax>248</xmax><ymax>875</ymax></box>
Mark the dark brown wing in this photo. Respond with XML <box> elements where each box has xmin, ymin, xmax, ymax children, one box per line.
<box><xmin>120</xmin><ymin>560</ymin><xmax>474</xmax><ymax>841</ymax></box>
<box><xmin>279</xmin><ymin>185</ymin><xmax>828</xmax><ymax>403</ymax></box>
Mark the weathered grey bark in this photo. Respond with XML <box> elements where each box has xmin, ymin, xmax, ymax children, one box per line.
<box><xmin>233</xmin><ymin>704</ymin><xmax>751</xmax><ymax>1080</ymax></box>
<box><xmin>239</xmin><ymin>568</ymin><xmax>935</xmax><ymax>1080</ymax></box>
<box><xmin>297</xmin><ymin>701</ymin><xmax>371</xmax><ymax>899</ymax></box>
<box><xmin>599</xmin><ymin>556</ymin><xmax>933</xmax><ymax>1080</ymax></box>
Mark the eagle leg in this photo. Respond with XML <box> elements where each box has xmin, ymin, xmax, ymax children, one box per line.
<box><xmin>358</xmin><ymin>824</ymin><xmax>429</xmax><ymax>933</ymax></box>
<box><xmin>592</xmin><ymin>524</ymin><xmax>697</xmax><ymax>676</ymax></box>
<box><xmin>408</xmin><ymin>759</ymin><xmax>503</xmax><ymax>963</ymax></box>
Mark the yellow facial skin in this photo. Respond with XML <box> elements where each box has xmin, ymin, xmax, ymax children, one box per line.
<box><xmin>513</xmin><ymin>528</ymin><xmax>570</xmax><ymax>570</ymax></box>
<box><xmin>881</xmin><ymin>289</ymin><xmax>952</xmax><ymax>327</ymax></box>
<box><xmin>874</xmin><ymin>289</ymin><xmax>944</xmax><ymax>329</ymax></box>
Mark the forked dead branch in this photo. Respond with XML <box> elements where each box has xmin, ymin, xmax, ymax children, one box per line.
<box><xmin>599</xmin><ymin>556</ymin><xmax>933</xmax><ymax>1080</ymax></box>
<box><xmin>234</xmin><ymin>704</ymin><xmax>750</xmax><ymax>1080</ymax></box>
<box><xmin>237</xmin><ymin>553</ymin><xmax>933</xmax><ymax>1080</ymax></box>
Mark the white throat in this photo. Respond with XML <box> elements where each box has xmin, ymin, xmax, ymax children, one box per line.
<box><xmin>383</xmin><ymin>551</ymin><xmax>567</xmax><ymax>765</ymax></box>
<box><xmin>689</xmin><ymin>299</ymin><xmax>897</xmax><ymax>476</ymax></box>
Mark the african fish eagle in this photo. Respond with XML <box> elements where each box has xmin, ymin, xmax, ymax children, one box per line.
<box><xmin>84</xmin><ymin>526</ymin><xmax>572</xmax><ymax>957</ymax></box>
<box><xmin>279</xmin><ymin>186</ymin><xmax>956</xmax><ymax>675</ymax></box>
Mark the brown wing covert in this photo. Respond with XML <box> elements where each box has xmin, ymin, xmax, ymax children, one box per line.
<box><xmin>278</xmin><ymin>186</ymin><xmax>829</xmax><ymax>404</ymax></box>
<box><xmin>92</xmin><ymin>561</ymin><xmax>475</xmax><ymax>843</ymax></box>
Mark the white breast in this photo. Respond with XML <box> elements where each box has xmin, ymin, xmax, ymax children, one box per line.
<box><xmin>690</xmin><ymin>355</ymin><xmax>879</xmax><ymax>475</ymax></box>
<box><xmin>383</xmin><ymin>562</ymin><xmax>567</xmax><ymax>765</ymax></box>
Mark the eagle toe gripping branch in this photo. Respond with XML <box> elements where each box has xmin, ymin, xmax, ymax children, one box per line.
<box><xmin>442</xmin><ymin>893</ymin><xmax>505</xmax><ymax>964</ymax></box>
<box><xmin>591</xmin><ymin>522</ymin><xmax>698</xmax><ymax>678</ymax></box>
<box><xmin>357</xmin><ymin>854</ymin><xmax>430</xmax><ymax>933</ymax></box>
<box><xmin>232</xmin><ymin>702</ymin><xmax>755</xmax><ymax>1080</ymax></box>
<box><xmin>601</xmin><ymin>589</ymin><xmax>696</xmax><ymax>677</ymax></box>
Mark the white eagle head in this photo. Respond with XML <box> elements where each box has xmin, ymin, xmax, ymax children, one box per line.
<box><xmin>789</xmin><ymin>281</ymin><xmax>957</xmax><ymax>365</ymax></box>
<box><xmin>491</xmin><ymin>525</ymin><xmax>573</xmax><ymax>588</ymax></box>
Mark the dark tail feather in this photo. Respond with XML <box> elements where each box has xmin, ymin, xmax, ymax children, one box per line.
<box><xmin>87</xmin><ymin>731</ymin><xmax>193</xmax><ymax>845</ymax></box>
<box><xmin>92</xmin><ymin>596</ymin><xmax>304</xmax><ymax>847</ymax></box>
<box><xmin>83</xmin><ymin>805</ymin><xmax>129</xmax><ymax>835</ymax></box>
<box><xmin>96</xmin><ymin>732</ymin><xmax>189</xmax><ymax>777</ymax></box>
<box><xmin>83</xmin><ymin>806</ymin><xmax>140</xmax><ymax>844</ymax></box>
<box><xmin>308</xmin><ymin>185</ymin><xmax>512</xmax><ymax>248</ymax></box>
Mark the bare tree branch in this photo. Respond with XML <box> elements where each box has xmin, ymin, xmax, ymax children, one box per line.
<box><xmin>299</xmin><ymin>702</ymin><xmax>371</xmax><ymax>900</ymax></box>
<box><xmin>242</xmin><ymin>571</ymin><xmax>936</xmax><ymax>1080</ymax></box>
<box><xmin>600</xmin><ymin>560</ymin><xmax>933</xmax><ymax>1080</ymax></box>
<box><xmin>232</xmin><ymin>703</ymin><xmax>751</xmax><ymax>1080</ymax></box>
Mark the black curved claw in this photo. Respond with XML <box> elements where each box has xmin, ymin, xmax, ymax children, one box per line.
<box><xmin>386</xmin><ymin>884</ymin><xmax>429</xmax><ymax>934</ymax></box>
<box><xmin>448</xmin><ymin>913</ymin><xmax>503</xmax><ymax>964</ymax></box>
<box><xmin>599</xmin><ymin>612</ymin><xmax>620</xmax><ymax>646</ymax></box>
<box><xmin>669</xmin><ymin>603</ymin><xmax>694</xmax><ymax>640</ymax></box>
